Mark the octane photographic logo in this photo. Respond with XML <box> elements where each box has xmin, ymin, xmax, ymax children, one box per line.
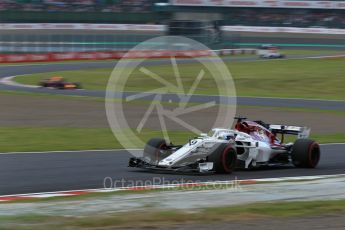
<box><xmin>105</xmin><ymin>36</ymin><xmax>237</xmax><ymax>158</ymax></box>
<box><xmin>103</xmin><ymin>176</ymin><xmax>243</xmax><ymax>192</ymax></box>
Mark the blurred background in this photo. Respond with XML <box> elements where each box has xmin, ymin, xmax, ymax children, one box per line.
<box><xmin>1</xmin><ymin>0</ymin><xmax>345</xmax><ymax>54</ymax></box>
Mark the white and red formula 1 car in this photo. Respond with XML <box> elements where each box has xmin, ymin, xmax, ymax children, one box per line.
<box><xmin>129</xmin><ymin>117</ymin><xmax>320</xmax><ymax>174</ymax></box>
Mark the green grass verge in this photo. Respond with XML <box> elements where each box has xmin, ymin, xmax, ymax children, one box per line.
<box><xmin>1</xmin><ymin>200</ymin><xmax>345</xmax><ymax>229</ymax></box>
<box><xmin>15</xmin><ymin>57</ymin><xmax>345</xmax><ymax>100</ymax></box>
<box><xmin>0</xmin><ymin>126</ymin><xmax>343</xmax><ymax>152</ymax></box>
<box><xmin>0</xmin><ymin>127</ymin><xmax>195</xmax><ymax>152</ymax></box>
<box><xmin>239</xmin><ymin>105</ymin><xmax>345</xmax><ymax>116</ymax></box>
<box><xmin>312</xmin><ymin>133</ymin><xmax>345</xmax><ymax>144</ymax></box>
<box><xmin>0</xmin><ymin>89</ymin><xmax>105</xmax><ymax>102</ymax></box>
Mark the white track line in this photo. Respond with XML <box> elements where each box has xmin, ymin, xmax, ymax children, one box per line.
<box><xmin>0</xmin><ymin>75</ymin><xmax>39</xmax><ymax>88</ymax></box>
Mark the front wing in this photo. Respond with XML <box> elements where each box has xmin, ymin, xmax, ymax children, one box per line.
<box><xmin>128</xmin><ymin>157</ymin><xmax>214</xmax><ymax>174</ymax></box>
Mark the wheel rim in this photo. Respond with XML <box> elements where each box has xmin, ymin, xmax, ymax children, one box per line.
<box><xmin>309</xmin><ymin>143</ymin><xmax>320</xmax><ymax>168</ymax></box>
<box><xmin>222</xmin><ymin>147</ymin><xmax>236</xmax><ymax>172</ymax></box>
<box><xmin>155</xmin><ymin>143</ymin><xmax>167</xmax><ymax>164</ymax></box>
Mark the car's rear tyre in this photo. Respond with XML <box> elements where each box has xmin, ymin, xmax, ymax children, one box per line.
<box><xmin>291</xmin><ymin>139</ymin><xmax>320</xmax><ymax>168</ymax></box>
<box><xmin>208</xmin><ymin>143</ymin><xmax>237</xmax><ymax>174</ymax></box>
<box><xmin>143</xmin><ymin>138</ymin><xmax>168</xmax><ymax>165</ymax></box>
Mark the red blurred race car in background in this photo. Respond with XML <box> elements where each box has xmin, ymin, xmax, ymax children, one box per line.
<box><xmin>39</xmin><ymin>76</ymin><xmax>81</xmax><ymax>89</ymax></box>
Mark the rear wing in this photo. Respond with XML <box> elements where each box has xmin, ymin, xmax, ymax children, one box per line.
<box><xmin>269</xmin><ymin>125</ymin><xmax>311</xmax><ymax>139</ymax></box>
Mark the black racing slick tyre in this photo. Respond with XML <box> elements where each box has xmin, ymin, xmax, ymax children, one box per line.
<box><xmin>208</xmin><ymin>143</ymin><xmax>237</xmax><ymax>174</ymax></box>
<box><xmin>143</xmin><ymin>138</ymin><xmax>168</xmax><ymax>165</ymax></box>
<box><xmin>291</xmin><ymin>139</ymin><xmax>320</xmax><ymax>168</ymax></box>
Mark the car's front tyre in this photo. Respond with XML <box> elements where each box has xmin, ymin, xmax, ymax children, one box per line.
<box><xmin>208</xmin><ymin>143</ymin><xmax>237</xmax><ymax>174</ymax></box>
<box><xmin>143</xmin><ymin>138</ymin><xmax>168</xmax><ymax>165</ymax></box>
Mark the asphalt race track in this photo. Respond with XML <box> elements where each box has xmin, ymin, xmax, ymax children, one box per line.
<box><xmin>0</xmin><ymin>56</ymin><xmax>344</xmax><ymax>195</ymax></box>
<box><xmin>0</xmin><ymin>144</ymin><xmax>344</xmax><ymax>196</ymax></box>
